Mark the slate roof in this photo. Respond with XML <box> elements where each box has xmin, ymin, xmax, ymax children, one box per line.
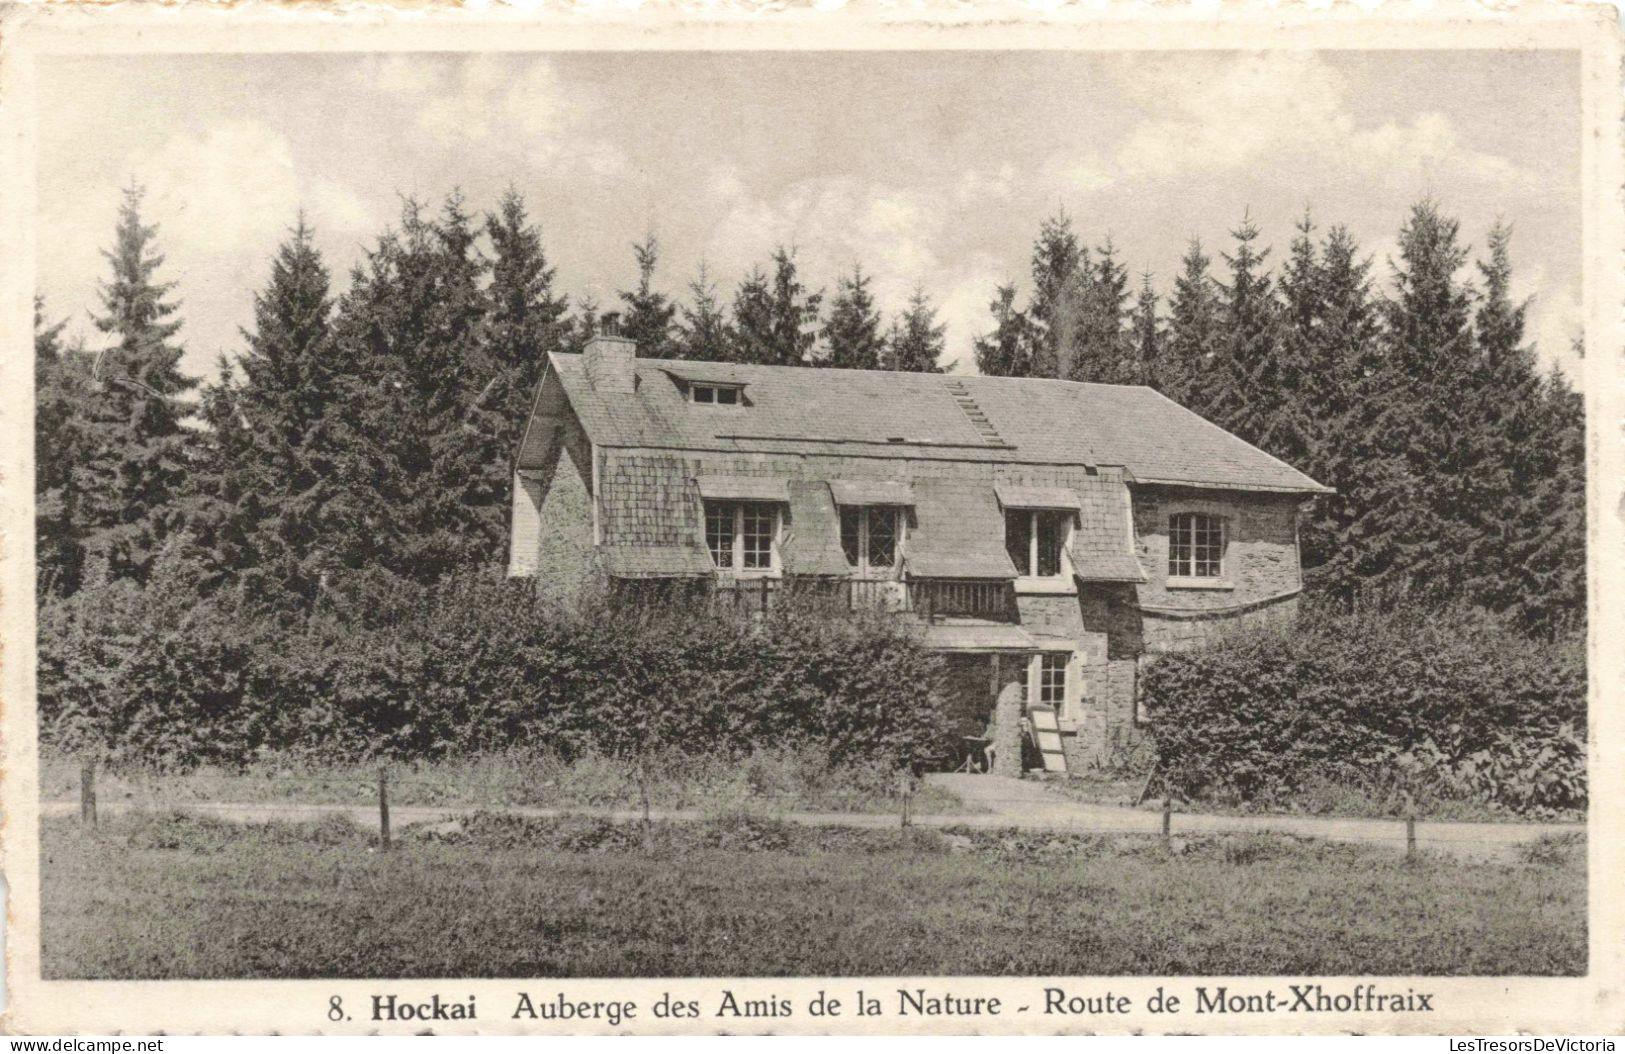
<box><xmin>547</xmin><ymin>352</ymin><xmax>1329</xmax><ymax>494</ymax></box>
<box><xmin>907</xmin><ymin>479</ymin><xmax>1018</xmax><ymax>579</ymax></box>
<box><xmin>1067</xmin><ymin>479</ymin><xmax>1147</xmax><ymax>584</ymax></box>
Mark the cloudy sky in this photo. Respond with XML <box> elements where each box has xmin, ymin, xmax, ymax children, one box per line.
<box><xmin>36</xmin><ymin>49</ymin><xmax>1582</xmax><ymax>384</ymax></box>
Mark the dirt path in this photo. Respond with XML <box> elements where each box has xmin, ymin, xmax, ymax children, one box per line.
<box><xmin>926</xmin><ymin>772</ymin><xmax>1581</xmax><ymax>861</ymax></box>
<box><xmin>40</xmin><ymin>780</ymin><xmax>1580</xmax><ymax>862</ymax></box>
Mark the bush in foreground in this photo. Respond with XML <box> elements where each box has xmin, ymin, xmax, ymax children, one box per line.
<box><xmin>1141</xmin><ymin>605</ymin><xmax>1586</xmax><ymax>817</ymax></box>
<box><xmin>38</xmin><ymin>558</ymin><xmax>951</xmax><ymax>771</ymax></box>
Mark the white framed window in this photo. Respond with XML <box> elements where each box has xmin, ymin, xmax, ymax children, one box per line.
<box><xmin>704</xmin><ymin>500</ymin><xmax>780</xmax><ymax>573</ymax></box>
<box><xmin>1028</xmin><ymin>652</ymin><xmax>1071</xmax><ymax>719</ymax></box>
<box><xmin>1168</xmin><ymin>512</ymin><xmax>1225</xmax><ymax>579</ymax></box>
<box><xmin>1005</xmin><ymin>509</ymin><xmax>1070</xmax><ymax>578</ymax></box>
<box><xmin>690</xmin><ymin>383</ymin><xmax>741</xmax><ymax>406</ymax></box>
<box><xmin>839</xmin><ymin>505</ymin><xmax>900</xmax><ymax>574</ymax></box>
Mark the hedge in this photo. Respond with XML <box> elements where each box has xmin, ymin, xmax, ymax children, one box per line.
<box><xmin>1140</xmin><ymin>605</ymin><xmax>1586</xmax><ymax>816</ymax></box>
<box><xmin>37</xmin><ymin>552</ymin><xmax>951</xmax><ymax>771</ymax></box>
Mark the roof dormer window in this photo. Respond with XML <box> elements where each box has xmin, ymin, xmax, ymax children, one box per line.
<box><xmin>691</xmin><ymin>383</ymin><xmax>741</xmax><ymax>406</ymax></box>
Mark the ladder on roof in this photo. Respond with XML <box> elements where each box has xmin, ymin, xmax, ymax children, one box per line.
<box><xmin>943</xmin><ymin>378</ymin><xmax>1009</xmax><ymax>447</ymax></box>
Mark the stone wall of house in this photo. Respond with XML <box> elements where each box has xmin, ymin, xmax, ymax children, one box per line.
<box><xmin>1131</xmin><ymin>485</ymin><xmax>1303</xmax><ymax>614</ymax></box>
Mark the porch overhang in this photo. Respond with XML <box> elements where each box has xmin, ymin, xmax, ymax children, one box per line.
<box><xmin>921</xmin><ymin>624</ymin><xmax>1039</xmax><ymax>653</ymax></box>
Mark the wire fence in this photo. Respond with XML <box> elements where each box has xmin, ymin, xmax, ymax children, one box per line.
<box><xmin>62</xmin><ymin>756</ymin><xmax>1572</xmax><ymax>857</ymax></box>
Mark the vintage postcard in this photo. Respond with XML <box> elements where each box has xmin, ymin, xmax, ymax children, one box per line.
<box><xmin>1</xmin><ymin>1</ymin><xmax>1621</xmax><ymax>1037</ymax></box>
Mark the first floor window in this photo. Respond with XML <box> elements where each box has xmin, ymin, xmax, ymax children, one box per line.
<box><xmin>1005</xmin><ymin>508</ymin><xmax>1069</xmax><ymax>577</ymax></box>
<box><xmin>705</xmin><ymin>501</ymin><xmax>780</xmax><ymax>572</ymax></box>
<box><xmin>1029</xmin><ymin>652</ymin><xmax>1069</xmax><ymax>715</ymax></box>
<box><xmin>840</xmin><ymin>505</ymin><xmax>899</xmax><ymax>573</ymax></box>
<box><xmin>1168</xmin><ymin>512</ymin><xmax>1225</xmax><ymax>578</ymax></box>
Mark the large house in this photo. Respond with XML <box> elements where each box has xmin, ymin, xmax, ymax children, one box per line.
<box><xmin>508</xmin><ymin>334</ymin><xmax>1329</xmax><ymax>775</ymax></box>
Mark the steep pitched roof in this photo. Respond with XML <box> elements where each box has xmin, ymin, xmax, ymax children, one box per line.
<box><xmin>546</xmin><ymin>352</ymin><xmax>1329</xmax><ymax>494</ymax></box>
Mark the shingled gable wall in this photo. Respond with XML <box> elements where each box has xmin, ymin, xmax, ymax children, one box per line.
<box><xmin>511</xmin><ymin>372</ymin><xmax>601</xmax><ymax>607</ymax></box>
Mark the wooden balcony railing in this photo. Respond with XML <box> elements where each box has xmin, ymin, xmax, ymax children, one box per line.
<box><xmin>907</xmin><ymin>579</ymin><xmax>1016</xmax><ymax>622</ymax></box>
<box><xmin>709</xmin><ymin>575</ymin><xmax>1015</xmax><ymax>622</ymax></box>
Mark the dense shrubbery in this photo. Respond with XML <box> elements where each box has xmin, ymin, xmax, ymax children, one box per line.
<box><xmin>37</xmin><ymin>549</ymin><xmax>950</xmax><ymax>770</ymax></box>
<box><xmin>1141</xmin><ymin>606</ymin><xmax>1586</xmax><ymax>817</ymax></box>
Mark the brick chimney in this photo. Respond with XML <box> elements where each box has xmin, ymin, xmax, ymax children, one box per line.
<box><xmin>583</xmin><ymin>333</ymin><xmax>637</xmax><ymax>395</ymax></box>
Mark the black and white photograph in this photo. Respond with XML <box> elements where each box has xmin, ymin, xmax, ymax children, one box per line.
<box><xmin>2</xmin><ymin>6</ymin><xmax>1620</xmax><ymax>1038</ymax></box>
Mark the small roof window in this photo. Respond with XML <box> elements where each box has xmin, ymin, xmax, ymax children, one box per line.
<box><xmin>690</xmin><ymin>382</ymin><xmax>742</xmax><ymax>406</ymax></box>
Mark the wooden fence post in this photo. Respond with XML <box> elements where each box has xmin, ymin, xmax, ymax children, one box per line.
<box><xmin>900</xmin><ymin>778</ymin><xmax>914</xmax><ymax>829</ymax></box>
<box><xmin>1161</xmin><ymin>798</ymin><xmax>1172</xmax><ymax>850</ymax></box>
<box><xmin>80</xmin><ymin>756</ymin><xmax>97</xmax><ymax>827</ymax></box>
<box><xmin>378</xmin><ymin>766</ymin><xmax>391</xmax><ymax>851</ymax></box>
<box><xmin>1405</xmin><ymin>815</ymin><xmax>1417</xmax><ymax>862</ymax></box>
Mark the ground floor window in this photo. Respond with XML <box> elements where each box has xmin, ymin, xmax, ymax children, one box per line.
<box><xmin>1028</xmin><ymin>651</ymin><xmax>1070</xmax><ymax>718</ymax></box>
<box><xmin>704</xmin><ymin>500</ymin><xmax>781</xmax><ymax>572</ymax></box>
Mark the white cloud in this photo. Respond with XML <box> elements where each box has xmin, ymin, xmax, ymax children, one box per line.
<box><xmin>354</xmin><ymin>54</ymin><xmax>627</xmax><ymax>179</ymax></box>
<box><xmin>132</xmin><ymin>121</ymin><xmax>303</xmax><ymax>261</ymax></box>
<box><xmin>1083</xmin><ymin>53</ymin><xmax>1538</xmax><ymax>201</ymax></box>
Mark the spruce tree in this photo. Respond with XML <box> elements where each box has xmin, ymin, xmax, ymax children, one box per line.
<box><xmin>618</xmin><ymin>234</ymin><xmax>678</xmax><ymax>358</ymax></box>
<box><xmin>733</xmin><ymin>249</ymin><xmax>821</xmax><ymax>366</ymax></box>
<box><xmin>729</xmin><ymin>266</ymin><xmax>775</xmax><ymax>364</ymax></box>
<box><xmin>77</xmin><ymin>185</ymin><xmax>199</xmax><ymax>582</ymax></box>
<box><xmin>972</xmin><ymin>284</ymin><xmax>1037</xmax><ymax>377</ymax></box>
<box><xmin>1469</xmin><ymin>222</ymin><xmax>1568</xmax><ymax>625</ymax></box>
<box><xmin>675</xmin><ymin>263</ymin><xmax>733</xmax><ymax>362</ymax></box>
<box><xmin>35</xmin><ymin>297</ymin><xmax>91</xmax><ymax>595</ymax></box>
<box><xmin>1125</xmin><ymin>271</ymin><xmax>1163</xmax><ymax>389</ymax></box>
<box><xmin>1069</xmin><ymin>239</ymin><xmax>1130</xmax><ymax>383</ymax></box>
<box><xmin>886</xmin><ymin>287</ymin><xmax>948</xmax><ymax>373</ymax></box>
<box><xmin>1028</xmin><ymin>212</ymin><xmax>1089</xmax><ymax>379</ymax></box>
<box><xmin>327</xmin><ymin>194</ymin><xmax>496</xmax><ymax>584</ymax></box>
<box><xmin>1367</xmin><ymin>198</ymin><xmax>1481</xmax><ymax>606</ymax></box>
<box><xmin>822</xmin><ymin>264</ymin><xmax>885</xmax><ymax>370</ymax></box>
<box><xmin>481</xmin><ymin>189</ymin><xmax>571</xmax><ymax>484</ymax></box>
<box><xmin>1210</xmin><ymin>214</ymin><xmax>1284</xmax><ymax>448</ymax></box>
<box><xmin>1293</xmin><ymin>224</ymin><xmax>1387</xmax><ymax>605</ymax></box>
<box><xmin>1517</xmin><ymin>358</ymin><xmax>1586</xmax><ymax>635</ymax></box>
<box><xmin>1163</xmin><ymin>239</ymin><xmax>1222</xmax><ymax>410</ymax></box>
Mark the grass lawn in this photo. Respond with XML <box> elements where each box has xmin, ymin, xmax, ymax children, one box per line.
<box><xmin>40</xmin><ymin>812</ymin><xmax>1584</xmax><ymax>979</ymax></box>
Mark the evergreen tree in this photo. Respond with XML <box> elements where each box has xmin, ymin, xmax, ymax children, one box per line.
<box><xmin>733</xmin><ymin>249</ymin><xmax>821</xmax><ymax>366</ymax></box>
<box><xmin>886</xmin><ymin>287</ymin><xmax>948</xmax><ymax>373</ymax></box>
<box><xmin>572</xmin><ymin>294</ymin><xmax>604</xmax><ymax>344</ymax></box>
<box><xmin>326</xmin><ymin>193</ymin><xmax>497</xmax><ymax>584</ymax></box>
<box><xmin>1162</xmin><ymin>239</ymin><xmax>1222</xmax><ymax>409</ymax></box>
<box><xmin>822</xmin><ymin>264</ymin><xmax>886</xmax><ymax>370</ymax></box>
<box><xmin>76</xmin><ymin>185</ymin><xmax>199</xmax><ymax>582</ymax></box>
<box><xmin>972</xmin><ymin>284</ymin><xmax>1037</xmax><ymax>377</ymax></box>
<box><xmin>1469</xmin><ymin>222</ymin><xmax>1570</xmax><ymax>627</ymax></box>
<box><xmin>729</xmin><ymin>266</ymin><xmax>774</xmax><ymax>364</ymax></box>
<box><xmin>1210</xmin><ymin>214</ymin><xmax>1285</xmax><ymax>448</ymax></box>
<box><xmin>675</xmin><ymin>262</ymin><xmax>733</xmax><ymax>362</ymax></box>
<box><xmin>1366</xmin><ymin>198</ymin><xmax>1482</xmax><ymax>605</ymax></box>
<box><xmin>1027</xmin><ymin>213</ymin><xmax>1090</xmax><ymax>379</ymax></box>
<box><xmin>618</xmin><ymin>234</ymin><xmax>678</xmax><ymax>358</ymax></box>
<box><xmin>1069</xmin><ymin>239</ymin><xmax>1130</xmax><ymax>383</ymax></box>
<box><xmin>1517</xmin><ymin>357</ymin><xmax>1586</xmax><ymax>635</ymax></box>
<box><xmin>35</xmin><ymin>297</ymin><xmax>92</xmax><ymax>595</ymax></box>
<box><xmin>1125</xmin><ymin>271</ymin><xmax>1164</xmax><ymax>388</ymax></box>
<box><xmin>1293</xmin><ymin>224</ymin><xmax>1387</xmax><ymax>605</ymax></box>
<box><xmin>480</xmin><ymin>189</ymin><xmax>571</xmax><ymax>483</ymax></box>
